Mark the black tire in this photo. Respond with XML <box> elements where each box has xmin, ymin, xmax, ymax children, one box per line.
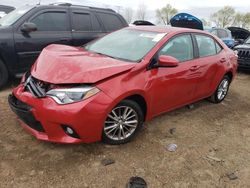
<box><xmin>209</xmin><ymin>75</ymin><xmax>231</xmax><ymax>103</ymax></box>
<box><xmin>102</xmin><ymin>100</ymin><xmax>144</xmax><ymax>145</ymax></box>
<box><xmin>0</xmin><ymin>59</ymin><xmax>9</xmax><ymax>89</ymax></box>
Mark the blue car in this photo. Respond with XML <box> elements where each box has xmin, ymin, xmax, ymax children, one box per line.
<box><xmin>170</xmin><ymin>13</ymin><xmax>204</xmax><ymax>30</ymax></box>
<box><xmin>205</xmin><ymin>28</ymin><xmax>235</xmax><ymax>48</ymax></box>
<box><xmin>170</xmin><ymin>13</ymin><xmax>235</xmax><ymax>48</ymax></box>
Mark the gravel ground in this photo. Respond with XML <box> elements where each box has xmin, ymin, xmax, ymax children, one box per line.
<box><xmin>0</xmin><ymin>73</ymin><xmax>250</xmax><ymax>188</ymax></box>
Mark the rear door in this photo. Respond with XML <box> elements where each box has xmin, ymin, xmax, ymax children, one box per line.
<box><xmin>14</xmin><ymin>8</ymin><xmax>72</xmax><ymax>71</ymax></box>
<box><xmin>70</xmin><ymin>8</ymin><xmax>105</xmax><ymax>46</ymax></box>
<box><xmin>192</xmin><ymin>34</ymin><xmax>226</xmax><ymax>98</ymax></box>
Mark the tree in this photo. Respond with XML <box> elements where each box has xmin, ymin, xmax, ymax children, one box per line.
<box><xmin>242</xmin><ymin>13</ymin><xmax>250</xmax><ymax>28</ymax></box>
<box><xmin>210</xmin><ymin>6</ymin><xmax>236</xmax><ymax>27</ymax></box>
<box><xmin>156</xmin><ymin>4</ymin><xmax>178</xmax><ymax>25</ymax></box>
<box><xmin>136</xmin><ymin>3</ymin><xmax>147</xmax><ymax>20</ymax></box>
<box><xmin>233</xmin><ymin>13</ymin><xmax>244</xmax><ymax>27</ymax></box>
<box><xmin>123</xmin><ymin>7</ymin><xmax>134</xmax><ymax>23</ymax></box>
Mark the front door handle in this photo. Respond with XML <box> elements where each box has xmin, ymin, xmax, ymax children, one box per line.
<box><xmin>189</xmin><ymin>65</ymin><xmax>200</xmax><ymax>71</ymax></box>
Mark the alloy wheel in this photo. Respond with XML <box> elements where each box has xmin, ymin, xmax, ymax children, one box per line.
<box><xmin>217</xmin><ymin>79</ymin><xmax>229</xmax><ymax>100</ymax></box>
<box><xmin>104</xmin><ymin>106</ymin><xmax>139</xmax><ymax>141</ymax></box>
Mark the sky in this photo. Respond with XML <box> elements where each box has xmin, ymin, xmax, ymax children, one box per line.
<box><xmin>1</xmin><ymin>0</ymin><xmax>250</xmax><ymax>22</ymax></box>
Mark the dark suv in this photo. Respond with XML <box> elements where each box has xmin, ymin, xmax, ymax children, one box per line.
<box><xmin>0</xmin><ymin>3</ymin><xmax>128</xmax><ymax>88</ymax></box>
<box><xmin>234</xmin><ymin>36</ymin><xmax>250</xmax><ymax>70</ymax></box>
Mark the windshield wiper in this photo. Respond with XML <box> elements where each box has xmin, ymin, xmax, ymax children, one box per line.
<box><xmin>93</xmin><ymin>52</ymin><xmax>127</xmax><ymax>61</ymax></box>
<box><xmin>95</xmin><ymin>52</ymin><xmax>115</xmax><ymax>59</ymax></box>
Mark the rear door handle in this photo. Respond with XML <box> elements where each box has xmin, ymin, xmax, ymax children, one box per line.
<box><xmin>59</xmin><ymin>38</ymin><xmax>70</xmax><ymax>42</ymax></box>
<box><xmin>189</xmin><ymin>65</ymin><xmax>200</xmax><ymax>71</ymax></box>
<box><xmin>220</xmin><ymin>58</ymin><xmax>226</xmax><ymax>63</ymax></box>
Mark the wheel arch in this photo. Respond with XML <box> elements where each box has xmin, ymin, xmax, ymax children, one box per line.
<box><xmin>224</xmin><ymin>71</ymin><xmax>233</xmax><ymax>82</ymax></box>
<box><xmin>0</xmin><ymin>51</ymin><xmax>10</xmax><ymax>74</ymax></box>
<box><xmin>107</xmin><ymin>91</ymin><xmax>149</xmax><ymax>122</ymax></box>
<box><xmin>124</xmin><ymin>94</ymin><xmax>147</xmax><ymax>121</ymax></box>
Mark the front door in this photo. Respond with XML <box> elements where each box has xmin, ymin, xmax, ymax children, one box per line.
<box><xmin>14</xmin><ymin>9</ymin><xmax>72</xmax><ymax>72</ymax></box>
<box><xmin>148</xmin><ymin>34</ymin><xmax>200</xmax><ymax>115</ymax></box>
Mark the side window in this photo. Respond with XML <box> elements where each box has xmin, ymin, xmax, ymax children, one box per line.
<box><xmin>31</xmin><ymin>11</ymin><xmax>69</xmax><ymax>31</ymax></box>
<box><xmin>158</xmin><ymin>35</ymin><xmax>194</xmax><ymax>62</ymax></box>
<box><xmin>92</xmin><ymin>14</ymin><xmax>102</xmax><ymax>31</ymax></box>
<box><xmin>72</xmin><ymin>13</ymin><xmax>91</xmax><ymax>31</ymax></box>
<box><xmin>217</xmin><ymin>29</ymin><xmax>228</xmax><ymax>38</ymax></box>
<box><xmin>97</xmin><ymin>12</ymin><xmax>123</xmax><ymax>32</ymax></box>
<box><xmin>215</xmin><ymin>42</ymin><xmax>223</xmax><ymax>53</ymax></box>
<box><xmin>196</xmin><ymin>35</ymin><xmax>217</xmax><ymax>57</ymax></box>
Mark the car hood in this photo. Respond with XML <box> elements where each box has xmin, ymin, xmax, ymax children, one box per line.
<box><xmin>234</xmin><ymin>44</ymin><xmax>250</xmax><ymax>49</ymax></box>
<box><xmin>0</xmin><ymin>25</ymin><xmax>12</xmax><ymax>32</ymax></box>
<box><xmin>31</xmin><ymin>44</ymin><xmax>136</xmax><ymax>84</ymax></box>
<box><xmin>228</xmin><ymin>27</ymin><xmax>250</xmax><ymax>40</ymax></box>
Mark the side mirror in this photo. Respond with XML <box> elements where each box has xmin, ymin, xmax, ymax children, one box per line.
<box><xmin>20</xmin><ymin>22</ymin><xmax>37</xmax><ymax>33</ymax></box>
<box><xmin>158</xmin><ymin>55</ymin><xmax>179</xmax><ymax>67</ymax></box>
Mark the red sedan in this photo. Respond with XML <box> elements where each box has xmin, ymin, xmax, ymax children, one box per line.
<box><xmin>9</xmin><ymin>26</ymin><xmax>238</xmax><ymax>144</ymax></box>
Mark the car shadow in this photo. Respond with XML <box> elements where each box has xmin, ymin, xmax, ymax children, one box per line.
<box><xmin>238</xmin><ymin>69</ymin><xmax>250</xmax><ymax>74</ymax></box>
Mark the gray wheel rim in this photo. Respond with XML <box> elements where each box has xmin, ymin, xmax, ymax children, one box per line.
<box><xmin>104</xmin><ymin>106</ymin><xmax>139</xmax><ymax>141</ymax></box>
<box><xmin>217</xmin><ymin>79</ymin><xmax>229</xmax><ymax>100</ymax></box>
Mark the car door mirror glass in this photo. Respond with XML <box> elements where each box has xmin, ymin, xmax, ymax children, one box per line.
<box><xmin>158</xmin><ymin>55</ymin><xmax>179</xmax><ymax>67</ymax></box>
<box><xmin>20</xmin><ymin>22</ymin><xmax>37</xmax><ymax>33</ymax></box>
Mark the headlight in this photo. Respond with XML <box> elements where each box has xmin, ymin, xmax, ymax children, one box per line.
<box><xmin>46</xmin><ymin>86</ymin><xmax>100</xmax><ymax>104</ymax></box>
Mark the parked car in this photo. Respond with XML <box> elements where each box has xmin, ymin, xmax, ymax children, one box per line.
<box><xmin>234</xmin><ymin>36</ymin><xmax>250</xmax><ymax>70</ymax></box>
<box><xmin>0</xmin><ymin>3</ymin><xmax>128</xmax><ymax>88</ymax></box>
<box><xmin>206</xmin><ymin>28</ymin><xmax>235</xmax><ymax>48</ymax></box>
<box><xmin>9</xmin><ymin>26</ymin><xmax>238</xmax><ymax>145</ymax></box>
<box><xmin>0</xmin><ymin>5</ymin><xmax>15</xmax><ymax>18</ymax></box>
<box><xmin>132</xmin><ymin>20</ymin><xmax>155</xmax><ymax>26</ymax></box>
<box><xmin>169</xmin><ymin>13</ymin><xmax>235</xmax><ymax>48</ymax></box>
<box><xmin>170</xmin><ymin>13</ymin><xmax>204</xmax><ymax>30</ymax></box>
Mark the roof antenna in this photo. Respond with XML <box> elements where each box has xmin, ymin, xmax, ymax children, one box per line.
<box><xmin>37</xmin><ymin>0</ymin><xmax>41</xmax><ymax>5</ymax></box>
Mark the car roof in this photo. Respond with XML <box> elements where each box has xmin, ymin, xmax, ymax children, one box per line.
<box><xmin>128</xmin><ymin>26</ymin><xmax>210</xmax><ymax>35</ymax></box>
<box><xmin>33</xmin><ymin>3</ymin><xmax>116</xmax><ymax>13</ymax></box>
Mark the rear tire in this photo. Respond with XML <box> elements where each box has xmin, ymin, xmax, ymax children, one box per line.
<box><xmin>209</xmin><ymin>75</ymin><xmax>231</xmax><ymax>103</ymax></box>
<box><xmin>102</xmin><ymin>100</ymin><xmax>144</xmax><ymax>145</ymax></box>
<box><xmin>0</xmin><ymin>60</ymin><xmax>9</xmax><ymax>89</ymax></box>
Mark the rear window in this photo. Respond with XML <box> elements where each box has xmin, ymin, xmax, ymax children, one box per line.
<box><xmin>196</xmin><ymin>35</ymin><xmax>217</xmax><ymax>57</ymax></box>
<box><xmin>217</xmin><ymin>29</ymin><xmax>229</xmax><ymax>38</ymax></box>
<box><xmin>215</xmin><ymin>42</ymin><xmax>223</xmax><ymax>53</ymax></box>
<box><xmin>72</xmin><ymin>13</ymin><xmax>91</xmax><ymax>31</ymax></box>
<box><xmin>97</xmin><ymin>12</ymin><xmax>124</xmax><ymax>32</ymax></box>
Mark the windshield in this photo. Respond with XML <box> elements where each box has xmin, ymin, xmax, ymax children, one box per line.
<box><xmin>245</xmin><ymin>37</ymin><xmax>250</xmax><ymax>44</ymax></box>
<box><xmin>0</xmin><ymin>5</ymin><xmax>33</xmax><ymax>26</ymax></box>
<box><xmin>85</xmin><ymin>29</ymin><xmax>166</xmax><ymax>62</ymax></box>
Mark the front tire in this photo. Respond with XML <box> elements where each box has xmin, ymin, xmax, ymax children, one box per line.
<box><xmin>209</xmin><ymin>75</ymin><xmax>231</xmax><ymax>103</ymax></box>
<box><xmin>0</xmin><ymin>60</ymin><xmax>9</xmax><ymax>89</ymax></box>
<box><xmin>102</xmin><ymin>100</ymin><xmax>144</xmax><ymax>145</ymax></box>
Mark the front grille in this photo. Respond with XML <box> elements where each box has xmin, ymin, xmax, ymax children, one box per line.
<box><xmin>8</xmin><ymin>95</ymin><xmax>45</xmax><ymax>132</ymax></box>
<box><xmin>24</xmin><ymin>76</ymin><xmax>47</xmax><ymax>98</ymax></box>
<box><xmin>237</xmin><ymin>49</ymin><xmax>250</xmax><ymax>60</ymax></box>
